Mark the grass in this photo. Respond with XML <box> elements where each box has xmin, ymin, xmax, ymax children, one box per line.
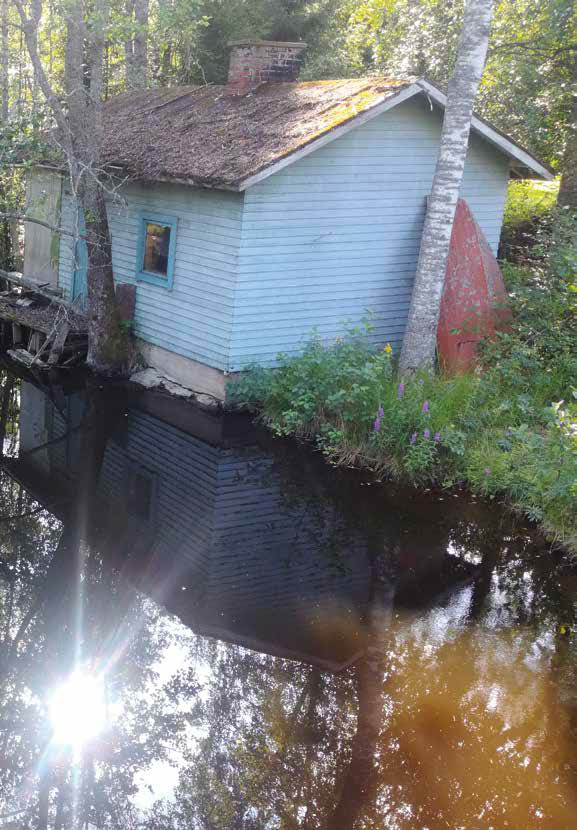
<box><xmin>502</xmin><ymin>179</ymin><xmax>559</xmax><ymax>229</ymax></box>
<box><xmin>227</xmin><ymin>209</ymin><xmax>577</xmax><ymax>553</ymax></box>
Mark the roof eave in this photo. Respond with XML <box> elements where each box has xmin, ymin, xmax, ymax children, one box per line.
<box><xmin>417</xmin><ymin>79</ymin><xmax>554</xmax><ymax>181</ymax></box>
<box><xmin>143</xmin><ymin>173</ymin><xmax>243</xmax><ymax>192</ymax></box>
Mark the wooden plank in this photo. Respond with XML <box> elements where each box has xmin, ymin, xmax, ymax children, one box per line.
<box><xmin>28</xmin><ymin>331</ymin><xmax>43</xmax><ymax>352</ymax></box>
<box><xmin>8</xmin><ymin>348</ymin><xmax>47</xmax><ymax>369</ymax></box>
<box><xmin>23</xmin><ymin>168</ymin><xmax>63</xmax><ymax>287</ymax></box>
<box><xmin>0</xmin><ymin>269</ymin><xmax>69</xmax><ymax>307</ymax></box>
<box><xmin>48</xmin><ymin>322</ymin><xmax>70</xmax><ymax>365</ymax></box>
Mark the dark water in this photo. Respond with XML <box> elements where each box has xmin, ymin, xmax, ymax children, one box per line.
<box><xmin>0</xmin><ymin>369</ymin><xmax>575</xmax><ymax>829</ymax></box>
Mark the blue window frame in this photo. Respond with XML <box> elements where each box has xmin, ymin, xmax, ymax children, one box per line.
<box><xmin>136</xmin><ymin>211</ymin><xmax>177</xmax><ymax>289</ymax></box>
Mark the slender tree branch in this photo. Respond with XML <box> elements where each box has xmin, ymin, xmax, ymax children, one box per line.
<box><xmin>0</xmin><ymin>212</ymin><xmax>76</xmax><ymax>238</ymax></box>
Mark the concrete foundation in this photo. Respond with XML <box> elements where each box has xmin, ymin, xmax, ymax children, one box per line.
<box><xmin>137</xmin><ymin>340</ymin><xmax>229</xmax><ymax>401</ymax></box>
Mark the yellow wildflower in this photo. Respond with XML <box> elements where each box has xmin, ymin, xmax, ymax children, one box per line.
<box><xmin>384</xmin><ymin>343</ymin><xmax>392</xmax><ymax>355</ymax></box>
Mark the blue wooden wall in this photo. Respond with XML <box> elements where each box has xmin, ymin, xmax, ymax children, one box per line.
<box><xmin>58</xmin><ymin>93</ymin><xmax>510</xmax><ymax>374</ymax></box>
<box><xmin>59</xmin><ymin>182</ymin><xmax>243</xmax><ymax>371</ymax></box>
<box><xmin>229</xmin><ymin>95</ymin><xmax>510</xmax><ymax>369</ymax></box>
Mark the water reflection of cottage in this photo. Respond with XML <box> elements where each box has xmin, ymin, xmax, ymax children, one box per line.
<box><xmin>10</xmin><ymin>379</ymin><xmax>476</xmax><ymax>671</ymax></box>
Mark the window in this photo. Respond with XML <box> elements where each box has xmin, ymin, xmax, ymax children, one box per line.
<box><xmin>136</xmin><ymin>211</ymin><xmax>177</xmax><ymax>289</ymax></box>
<box><xmin>125</xmin><ymin>462</ymin><xmax>157</xmax><ymax>524</ymax></box>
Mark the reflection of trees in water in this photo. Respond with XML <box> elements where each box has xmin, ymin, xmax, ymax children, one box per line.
<box><xmin>0</xmin><ymin>509</ymin><xmax>200</xmax><ymax>828</ymax></box>
<box><xmin>144</xmin><ymin>640</ymin><xmax>358</xmax><ymax>830</ymax></box>
<box><xmin>146</xmin><ymin>595</ymin><xmax>577</xmax><ymax>830</ymax></box>
<box><xmin>0</xmin><ymin>380</ymin><xmax>199</xmax><ymax>829</ymax></box>
<box><xmin>144</xmin><ymin>500</ymin><xmax>577</xmax><ymax>829</ymax></box>
<box><xmin>371</xmin><ymin>624</ymin><xmax>577</xmax><ymax>829</ymax></box>
<box><xmin>0</xmin><ymin>375</ymin><xmax>576</xmax><ymax>828</ymax></box>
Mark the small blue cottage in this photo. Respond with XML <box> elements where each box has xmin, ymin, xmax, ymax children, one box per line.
<box><xmin>25</xmin><ymin>40</ymin><xmax>551</xmax><ymax>398</ymax></box>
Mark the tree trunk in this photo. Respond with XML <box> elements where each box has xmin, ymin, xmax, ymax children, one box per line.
<box><xmin>124</xmin><ymin>0</ymin><xmax>135</xmax><ymax>88</ymax></box>
<box><xmin>14</xmin><ymin>0</ymin><xmax>128</xmax><ymax>376</ymax></box>
<box><xmin>36</xmin><ymin>775</ymin><xmax>49</xmax><ymax>830</ymax></box>
<box><xmin>0</xmin><ymin>376</ymin><xmax>15</xmax><ymax>457</ymax></box>
<box><xmin>399</xmin><ymin>0</ymin><xmax>495</xmax><ymax>373</ymax></box>
<box><xmin>133</xmin><ymin>0</ymin><xmax>149</xmax><ymax>89</ymax></box>
<box><xmin>326</xmin><ymin>546</ymin><xmax>396</xmax><ymax>830</ymax></box>
<box><xmin>558</xmin><ymin>50</ymin><xmax>577</xmax><ymax>210</ymax></box>
<box><xmin>1</xmin><ymin>0</ymin><xmax>8</xmax><ymax>120</ymax></box>
<box><xmin>67</xmin><ymin>1</ymin><xmax>127</xmax><ymax>374</ymax></box>
<box><xmin>79</xmin><ymin>180</ymin><xmax>125</xmax><ymax>373</ymax></box>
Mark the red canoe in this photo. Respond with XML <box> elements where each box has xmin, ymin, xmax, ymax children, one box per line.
<box><xmin>437</xmin><ymin>198</ymin><xmax>510</xmax><ymax>373</ymax></box>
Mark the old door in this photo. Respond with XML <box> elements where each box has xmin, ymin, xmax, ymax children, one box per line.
<box><xmin>72</xmin><ymin>213</ymin><xmax>88</xmax><ymax>306</ymax></box>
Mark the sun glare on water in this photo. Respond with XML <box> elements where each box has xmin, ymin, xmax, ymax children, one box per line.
<box><xmin>48</xmin><ymin>670</ymin><xmax>108</xmax><ymax>748</ymax></box>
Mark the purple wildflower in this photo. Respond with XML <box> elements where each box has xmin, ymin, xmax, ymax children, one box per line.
<box><xmin>422</xmin><ymin>400</ymin><xmax>430</xmax><ymax>414</ymax></box>
<box><xmin>418</xmin><ymin>379</ymin><xmax>424</xmax><ymax>385</ymax></box>
<box><xmin>377</xmin><ymin>403</ymin><xmax>384</xmax><ymax>418</ymax></box>
<box><xmin>434</xmin><ymin>432</ymin><xmax>441</xmax><ymax>443</ymax></box>
<box><xmin>423</xmin><ymin>428</ymin><xmax>431</xmax><ymax>440</ymax></box>
<box><xmin>410</xmin><ymin>432</ymin><xmax>417</xmax><ymax>445</ymax></box>
<box><xmin>484</xmin><ymin>468</ymin><xmax>492</xmax><ymax>476</ymax></box>
<box><xmin>373</xmin><ymin>418</ymin><xmax>381</xmax><ymax>433</ymax></box>
<box><xmin>397</xmin><ymin>383</ymin><xmax>405</xmax><ymax>400</ymax></box>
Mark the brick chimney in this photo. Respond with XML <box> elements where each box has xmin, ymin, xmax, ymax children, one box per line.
<box><xmin>226</xmin><ymin>40</ymin><xmax>307</xmax><ymax>96</ymax></box>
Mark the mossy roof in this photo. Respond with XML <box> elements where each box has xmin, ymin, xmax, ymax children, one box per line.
<box><xmin>85</xmin><ymin>76</ymin><xmax>552</xmax><ymax>189</ymax></box>
<box><xmin>98</xmin><ymin>77</ymin><xmax>415</xmax><ymax>189</ymax></box>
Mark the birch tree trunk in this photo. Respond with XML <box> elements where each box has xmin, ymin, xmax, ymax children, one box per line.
<box><xmin>399</xmin><ymin>0</ymin><xmax>495</xmax><ymax>373</ymax></box>
<box><xmin>14</xmin><ymin>0</ymin><xmax>127</xmax><ymax>375</ymax></box>
<box><xmin>557</xmin><ymin>50</ymin><xmax>577</xmax><ymax>210</ymax></box>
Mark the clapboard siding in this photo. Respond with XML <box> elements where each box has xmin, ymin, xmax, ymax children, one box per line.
<box><xmin>98</xmin><ymin>411</ymin><xmax>221</xmax><ymax>578</ymax></box>
<box><xmin>57</xmin><ymin>194</ymin><xmax>76</xmax><ymax>301</ymax></box>
<box><xmin>230</xmin><ymin>95</ymin><xmax>509</xmax><ymax>369</ymax></box>
<box><xmin>59</xmin><ymin>182</ymin><xmax>243</xmax><ymax>371</ymax></box>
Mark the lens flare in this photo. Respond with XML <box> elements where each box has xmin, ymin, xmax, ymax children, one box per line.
<box><xmin>48</xmin><ymin>670</ymin><xmax>107</xmax><ymax>748</ymax></box>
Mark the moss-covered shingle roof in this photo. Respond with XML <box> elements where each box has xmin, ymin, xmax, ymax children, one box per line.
<box><xmin>99</xmin><ymin>78</ymin><xmax>414</xmax><ymax>188</ymax></box>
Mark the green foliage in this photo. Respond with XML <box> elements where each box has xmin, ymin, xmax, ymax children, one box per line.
<box><xmin>503</xmin><ymin>180</ymin><xmax>559</xmax><ymax>229</ymax></box>
<box><xmin>228</xmin><ymin>225</ymin><xmax>577</xmax><ymax>551</ymax></box>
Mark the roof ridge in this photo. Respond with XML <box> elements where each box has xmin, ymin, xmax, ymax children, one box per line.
<box><xmin>147</xmin><ymin>85</ymin><xmax>212</xmax><ymax>114</ymax></box>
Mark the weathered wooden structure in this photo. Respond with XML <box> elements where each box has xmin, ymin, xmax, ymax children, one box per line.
<box><xmin>0</xmin><ymin>270</ymin><xmax>87</xmax><ymax>370</ymax></box>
